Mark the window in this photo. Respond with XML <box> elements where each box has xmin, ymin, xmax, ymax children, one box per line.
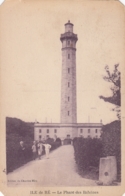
<box><xmin>54</xmin><ymin>129</ymin><xmax>57</xmax><ymax>133</ymax></box>
<box><xmin>68</xmin><ymin>40</ymin><xmax>70</xmax><ymax>45</ymax></box>
<box><xmin>68</xmin><ymin>68</ymin><xmax>70</xmax><ymax>73</ymax></box>
<box><xmin>68</xmin><ymin>82</ymin><xmax>70</xmax><ymax>87</ymax></box>
<box><xmin>95</xmin><ymin>129</ymin><xmax>98</xmax><ymax>133</ymax></box>
<box><xmin>39</xmin><ymin>135</ymin><xmax>42</xmax><ymax>139</ymax></box>
<box><xmin>68</xmin><ymin>111</ymin><xmax>70</xmax><ymax>116</ymax></box>
<box><xmin>88</xmin><ymin>129</ymin><xmax>90</xmax><ymax>133</ymax></box>
<box><xmin>47</xmin><ymin>129</ymin><xmax>49</xmax><ymax>133</ymax></box>
<box><xmin>68</xmin><ymin>54</ymin><xmax>70</xmax><ymax>59</ymax></box>
<box><xmin>68</xmin><ymin>97</ymin><xmax>70</xmax><ymax>101</ymax></box>
<box><xmin>39</xmin><ymin>129</ymin><xmax>42</xmax><ymax>133</ymax></box>
<box><xmin>80</xmin><ymin>129</ymin><xmax>83</xmax><ymax>133</ymax></box>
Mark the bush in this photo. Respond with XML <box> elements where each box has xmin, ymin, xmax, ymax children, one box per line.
<box><xmin>63</xmin><ymin>138</ymin><xmax>72</xmax><ymax>145</ymax></box>
<box><xmin>73</xmin><ymin>121</ymin><xmax>121</xmax><ymax>182</ymax></box>
<box><xmin>73</xmin><ymin>137</ymin><xmax>103</xmax><ymax>171</ymax></box>
<box><xmin>46</xmin><ymin>137</ymin><xmax>61</xmax><ymax>151</ymax></box>
<box><xmin>101</xmin><ymin>120</ymin><xmax>121</xmax><ymax>181</ymax></box>
<box><xmin>6</xmin><ymin>117</ymin><xmax>62</xmax><ymax>173</ymax></box>
<box><xmin>6</xmin><ymin>132</ymin><xmax>33</xmax><ymax>173</ymax></box>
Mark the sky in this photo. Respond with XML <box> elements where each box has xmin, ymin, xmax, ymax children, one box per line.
<box><xmin>0</xmin><ymin>0</ymin><xmax>124</xmax><ymax>125</ymax></box>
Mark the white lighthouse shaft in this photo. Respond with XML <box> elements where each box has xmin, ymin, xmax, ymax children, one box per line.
<box><xmin>60</xmin><ymin>21</ymin><xmax>78</xmax><ymax>124</ymax></box>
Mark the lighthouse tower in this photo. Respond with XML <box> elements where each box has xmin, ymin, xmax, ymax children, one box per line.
<box><xmin>60</xmin><ymin>21</ymin><xmax>78</xmax><ymax>124</ymax></box>
<box><xmin>34</xmin><ymin>21</ymin><xmax>102</xmax><ymax>141</ymax></box>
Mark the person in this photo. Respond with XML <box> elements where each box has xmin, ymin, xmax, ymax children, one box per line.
<box><xmin>37</xmin><ymin>141</ymin><xmax>43</xmax><ymax>160</ymax></box>
<box><xmin>18</xmin><ymin>141</ymin><xmax>26</xmax><ymax>165</ymax></box>
<box><xmin>43</xmin><ymin>142</ymin><xmax>51</xmax><ymax>159</ymax></box>
<box><xmin>32</xmin><ymin>141</ymin><xmax>37</xmax><ymax>160</ymax></box>
<box><xmin>20</xmin><ymin>141</ymin><xmax>25</xmax><ymax>150</ymax></box>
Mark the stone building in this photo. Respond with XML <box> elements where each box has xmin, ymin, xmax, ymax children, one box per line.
<box><xmin>34</xmin><ymin>21</ymin><xmax>102</xmax><ymax>141</ymax></box>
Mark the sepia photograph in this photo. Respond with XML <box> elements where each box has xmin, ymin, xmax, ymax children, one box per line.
<box><xmin>0</xmin><ymin>0</ymin><xmax>125</xmax><ymax>195</ymax></box>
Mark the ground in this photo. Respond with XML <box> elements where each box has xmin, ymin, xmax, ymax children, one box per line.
<box><xmin>7</xmin><ymin>145</ymin><xmax>97</xmax><ymax>186</ymax></box>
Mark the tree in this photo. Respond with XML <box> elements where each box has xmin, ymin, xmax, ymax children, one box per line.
<box><xmin>99</xmin><ymin>64</ymin><xmax>121</xmax><ymax>119</ymax></box>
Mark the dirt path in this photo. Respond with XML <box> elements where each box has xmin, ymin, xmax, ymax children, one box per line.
<box><xmin>7</xmin><ymin>145</ymin><xmax>96</xmax><ymax>186</ymax></box>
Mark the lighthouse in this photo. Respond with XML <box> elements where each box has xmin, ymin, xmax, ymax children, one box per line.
<box><xmin>60</xmin><ymin>20</ymin><xmax>78</xmax><ymax>124</ymax></box>
<box><xmin>34</xmin><ymin>21</ymin><xmax>102</xmax><ymax>141</ymax></box>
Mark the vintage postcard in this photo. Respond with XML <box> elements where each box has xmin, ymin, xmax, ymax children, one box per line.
<box><xmin>0</xmin><ymin>0</ymin><xmax>125</xmax><ymax>196</ymax></box>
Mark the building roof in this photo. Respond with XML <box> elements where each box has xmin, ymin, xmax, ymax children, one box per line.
<box><xmin>34</xmin><ymin>122</ymin><xmax>102</xmax><ymax>128</ymax></box>
<box><xmin>65</xmin><ymin>20</ymin><xmax>74</xmax><ymax>26</ymax></box>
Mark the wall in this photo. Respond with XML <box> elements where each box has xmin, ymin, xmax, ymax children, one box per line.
<box><xmin>34</xmin><ymin>124</ymin><xmax>102</xmax><ymax>141</ymax></box>
<box><xmin>78</xmin><ymin>127</ymin><xmax>101</xmax><ymax>138</ymax></box>
<box><xmin>34</xmin><ymin>127</ymin><xmax>59</xmax><ymax>141</ymax></box>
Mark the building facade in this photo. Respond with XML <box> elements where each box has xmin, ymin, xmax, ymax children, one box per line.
<box><xmin>34</xmin><ymin>21</ymin><xmax>102</xmax><ymax>141</ymax></box>
<box><xmin>34</xmin><ymin>123</ymin><xmax>102</xmax><ymax>141</ymax></box>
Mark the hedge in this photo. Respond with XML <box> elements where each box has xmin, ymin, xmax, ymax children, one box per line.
<box><xmin>7</xmin><ymin>136</ymin><xmax>61</xmax><ymax>173</ymax></box>
<box><xmin>73</xmin><ymin>120</ymin><xmax>121</xmax><ymax>181</ymax></box>
<box><xmin>63</xmin><ymin>138</ymin><xmax>72</xmax><ymax>145</ymax></box>
<box><xmin>6</xmin><ymin>133</ymin><xmax>33</xmax><ymax>173</ymax></box>
<box><xmin>45</xmin><ymin>137</ymin><xmax>62</xmax><ymax>151</ymax></box>
<box><xmin>73</xmin><ymin>137</ymin><xmax>103</xmax><ymax>171</ymax></box>
<box><xmin>6</xmin><ymin>117</ymin><xmax>62</xmax><ymax>173</ymax></box>
<box><xmin>101</xmin><ymin>120</ymin><xmax>121</xmax><ymax>181</ymax></box>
